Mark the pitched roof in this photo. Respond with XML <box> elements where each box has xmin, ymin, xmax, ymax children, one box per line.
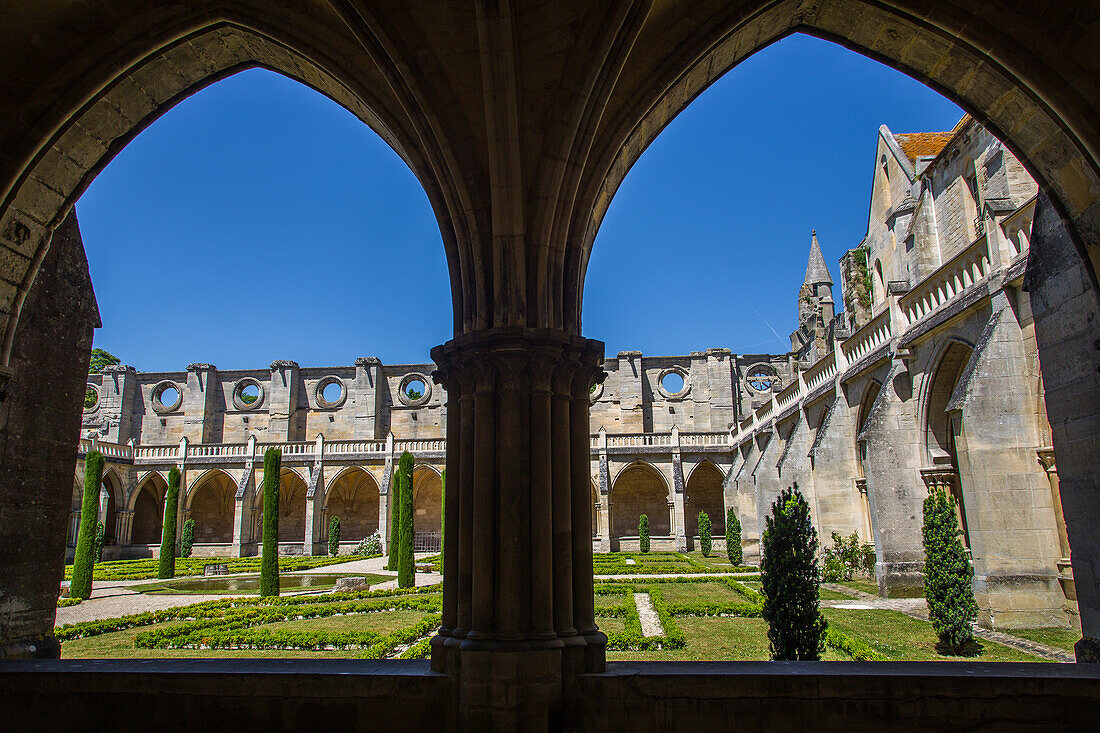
<box><xmin>805</xmin><ymin>230</ymin><xmax>832</xmax><ymax>286</ymax></box>
<box><xmin>894</xmin><ymin>130</ymin><xmax>955</xmax><ymax>164</ymax></box>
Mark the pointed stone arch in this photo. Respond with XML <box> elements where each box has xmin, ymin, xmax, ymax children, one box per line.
<box><xmin>610</xmin><ymin>461</ymin><xmax>670</xmax><ymax>538</ymax></box>
<box><xmin>186</xmin><ymin>468</ymin><xmax>236</xmax><ymax>545</ymax></box>
<box><xmin>323</xmin><ymin>466</ymin><xmax>380</xmax><ymax>542</ymax></box>
<box><xmin>130</xmin><ymin>472</ymin><xmax>168</xmax><ymax>545</ymax></box>
<box><xmin>412</xmin><ymin>465</ymin><xmax>443</xmax><ymax>535</ymax></box>
<box><xmin>685</xmin><ymin>460</ymin><xmax>726</xmax><ymax>541</ymax></box>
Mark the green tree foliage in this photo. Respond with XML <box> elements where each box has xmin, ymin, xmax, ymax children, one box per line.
<box><xmin>328</xmin><ymin>516</ymin><xmax>341</xmax><ymax>557</ymax></box>
<box><xmin>180</xmin><ymin>519</ymin><xmax>195</xmax><ymax>558</ymax></box>
<box><xmin>388</xmin><ymin>463</ymin><xmax>401</xmax><ymax>572</ymax></box>
<box><xmin>698</xmin><ymin>512</ymin><xmax>712</xmax><ymax>557</ymax></box>
<box><xmin>922</xmin><ymin>488</ymin><xmax>978</xmax><ymax>654</ymax></box>
<box><xmin>84</xmin><ymin>388</ymin><xmax>99</xmax><ymax>409</ymax></box>
<box><xmin>88</xmin><ymin>348</ymin><xmax>121</xmax><ymax>373</ymax></box>
<box><xmin>157</xmin><ymin>468</ymin><xmax>181</xmax><ymax>578</ymax></box>
<box><xmin>435</xmin><ymin>468</ymin><xmax>440</xmax><ymax>576</ymax></box>
<box><xmin>761</xmin><ymin>483</ymin><xmax>826</xmax><ymax>660</ymax></box>
<box><xmin>638</xmin><ymin>514</ymin><xmax>650</xmax><ymax>554</ymax></box>
<box><xmin>726</xmin><ymin>507</ymin><xmax>743</xmax><ymax>565</ymax></box>
<box><xmin>71</xmin><ymin>451</ymin><xmax>105</xmax><ymax>599</ymax></box>
<box><xmin>260</xmin><ymin>448</ymin><xmax>282</xmax><ymax>597</ymax></box>
<box><xmin>822</xmin><ymin>531</ymin><xmax>875</xmax><ymax>581</ymax></box>
<box><xmin>397</xmin><ymin>452</ymin><xmax>415</xmax><ymax>588</ymax></box>
<box><xmin>94</xmin><ymin>522</ymin><xmax>105</xmax><ymax>563</ymax></box>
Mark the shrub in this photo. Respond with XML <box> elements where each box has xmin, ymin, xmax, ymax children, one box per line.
<box><xmin>726</xmin><ymin>508</ymin><xmax>742</xmax><ymax>565</ymax></box>
<box><xmin>71</xmin><ymin>451</ymin><xmax>105</xmax><ymax>600</ymax></box>
<box><xmin>260</xmin><ymin>448</ymin><xmax>282</xmax><ymax>598</ymax></box>
<box><xmin>355</xmin><ymin>532</ymin><xmax>383</xmax><ymax>557</ymax></box>
<box><xmin>761</xmin><ymin>483</ymin><xmax>826</xmax><ymax>660</ymax></box>
<box><xmin>157</xmin><ymin>468</ymin><xmax>181</xmax><ymax>577</ymax></box>
<box><xmin>180</xmin><ymin>519</ymin><xmax>195</xmax><ymax>559</ymax></box>
<box><xmin>328</xmin><ymin>516</ymin><xmax>341</xmax><ymax>557</ymax></box>
<box><xmin>821</xmin><ymin>531</ymin><xmax>873</xmax><ymax>582</ymax></box>
<box><xmin>94</xmin><ymin>522</ymin><xmax>105</xmax><ymax>563</ymax></box>
<box><xmin>397</xmin><ymin>451</ymin><xmax>415</xmax><ymax>588</ymax></box>
<box><xmin>922</xmin><ymin>487</ymin><xmax>978</xmax><ymax>654</ymax></box>
<box><xmin>698</xmin><ymin>512</ymin><xmax>712</xmax><ymax>557</ymax></box>
<box><xmin>57</xmin><ymin>597</ymin><xmax>83</xmax><ymax>608</ymax></box>
<box><xmin>639</xmin><ymin>514</ymin><xmax>650</xmax><ymax>553</ymax></box>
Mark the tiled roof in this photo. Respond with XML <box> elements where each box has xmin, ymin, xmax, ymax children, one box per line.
<box><xmin>894</xmin><ymin>130</ymin><xmax>956</xmax><ymax>164</ymax></box>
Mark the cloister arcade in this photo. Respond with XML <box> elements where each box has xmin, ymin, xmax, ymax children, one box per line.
<box><xmin>2</xmin><ymin>1</ymin><xmax>1099</xmax><ymax>729</ymax></box>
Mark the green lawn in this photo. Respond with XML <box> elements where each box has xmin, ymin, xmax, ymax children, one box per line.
<box><xmin>836</xmin><ymin>579</ymin><xmax>879</xmax><ymax>596</ymax></box>
<box><xmin>607</xmin><ymin>616</ymin><xmax>848</xmax><ymax>661</ymax></box>
<box><xmin>822</xmin><ymin>608</ymin><xmax>1046</xmax><ymax>662</ymax></box>
<box><xmin>657</xmin><ymin>581</ymin><xmax>745</xmax><ymax>605</ymax></box>
<box><xmin>1004</xmin><ymin>627</ymin><xmax>1081</xmax><ymax>653</ymax></box>
<box><xmin>819</xmin><ymin>587</ymin><xmax>855</xmax><ymax>600</ymax></box>
<box><xmin>596</xmin><ymin>615</ymin><xmax>626</xmax><ymax>635</ymax></box>
<box><xmin>680</xmin><ymin>551</ymin><xmax>755</xmax><ymax>572</ymax></box>
<box><xmin>595</xmin><ymin>593</ymin><xmax>630</xmax><ymax>614</ymax></box>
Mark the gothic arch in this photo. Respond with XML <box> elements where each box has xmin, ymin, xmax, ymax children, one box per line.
<box><xmin>684</xmin><ymin>460</ymin><xmax>726</xmax><ymax>540</ymax></box>
<box><xmin>186</xmin><ymin>468</ymin><xmax>235</xmax><ymax>544</ymax></box>
<box><xmin>324</xmin><ymin>466</ymin><xmax>380</xmax><ymax>542</ymax></box>
<box><xmin>130</xmin><ymin>472</ymin><xmax>167</xmax><ymax>545</ymax></box>
<box><xmin>411</xmin><ymin>466</ymin><xmax>443</xmax><ymax>535</ymax></box>
<box><xmin>610</xmin><ymin>461</ymin><xmax>670</xmax><ymax>538</ymax></box>
<box><xmin>921</xmin><ymin>339</ymin><xmax>975</xmax><ymax>466</ymax></box>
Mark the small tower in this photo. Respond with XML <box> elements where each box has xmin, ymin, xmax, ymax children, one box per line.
<box><xmin>791</xmin><ymin>230</ymin><xmax>835</xmax><ymax>361</ymax></box>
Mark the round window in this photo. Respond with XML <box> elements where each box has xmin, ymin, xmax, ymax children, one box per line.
<box><xmin>656</xmin><ymin>367</ymin><xmax>690</xmax><ymax>399</ymax></box>
<box><xmin>746</xmin><ymin>364</ymin><xmax>780</xmax><ymax>393</ymax></box>
<box><xmin>83</xmin><ymin>385</ymin><xmax>100</xmax><ymax>412</ymax></box>
<box><xmin>232</xmin><ymin>378</ymin><xmax>265</xmax><ymax>410</ymax></box>
<box><xmin>398</xmin><ymin>373</ymin><xmax>432</xmax><ymax>407</ymax></box>
<box><xmin>315</xmin><ymin>376</ymin><xmax>347</xmax><ymax>408</ymax></box>
<box><xmin>152</xmin><ymin>381</ymin><xmax>183</xmax><ymax>413</ymax></box>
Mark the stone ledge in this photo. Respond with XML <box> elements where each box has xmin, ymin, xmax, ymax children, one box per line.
<box><xmin>576</xmin><ymin>661</ymin><xmax>1100</xmax><ymax>731</ymax></box>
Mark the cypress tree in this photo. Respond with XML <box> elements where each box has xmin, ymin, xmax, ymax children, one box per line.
<box><xmin>70</xmin><ymin>451</ymin><xmax>105</xmax><ymax>600</ymax></box>
<box><xmin>397</xmin><ymin>451</ymin><xmax>415</xmax><ymax>588</ymax></box>
<box><xmin>922</xmin><ymin>487</ymin><xmax>978</xmax><ymax>654</ymax></box>
<box><xmin>260</xmin><ymin>448</ymin><xmax>282</xmax><ymax>597</ymax></box>
<box><xmin>180</xmin><ymin>519</ymin><xmax>195</xmax><ymax>558</ymax></box>
<box><xmin>638</xmin><ymin>514</ymin><xmax>650</xmax><ymax>553</ymax></box>
<box><xmin>157</xmin><ymin>467</ymin><xmax>181</xmax><ymax>579</ymax></box>
<box><xmin>328</xmin><ymin>515</ymin><xmax>341</xmax><ymax>557</ymax></box>
<box><xmin>726</xmin><ymin>507</ymin><xmax>743</xmax><ymax>565</ymax></box>
<box><xmin>698</xmin><ymin>511</ymin><xmax>712</xmax><ymax>557</ymax></box>
<box><xmin>760</xmin><ymin>483</ymin><xmax>826</xmax><ymax>660</ymax></box>
<box><xmin>387</xmin><ymin>463</ymin><xmax>401</xmax><ymax>571</ymax></box>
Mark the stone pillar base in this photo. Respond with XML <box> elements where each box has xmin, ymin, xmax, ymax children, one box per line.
<box><xmin>0</xmin><ymin>635</ymin><xmax>60</xmax><ymax>660</ymax></box>
<box><xmin>876</xmin><ymin>560</ymin><xmax>925</xmax><ymax>598</ymax></box>
<box><xmin>1074</xmin><ymin>636</ymin><xmax>1100</xmax><ymax>662</ymax></box>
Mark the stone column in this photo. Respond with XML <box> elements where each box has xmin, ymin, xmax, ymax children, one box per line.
<box><xmin>596</xmin><ymin>441</ymin><xmax>612</xmax><ymax>553</ymax></box>
<box><xmin>1038</xmin><ymin>448</ymin><xmax>1074</xmax><ymax>599</ymax></box>
<box><xmin>115</xmin><ymin>511</ymin><xmax>133</xmax><ymax>546</ymax></box>
<box><xmin>671</xmin><ymin>427</ymin><xmax>687</xmax><ymax>551</ymax></box>
<box><xmin>428</xmin><ymin>328</ymin><xmax>606</xmax><ymax>726</ymax></box>
<box><xmin>379</xmin><ymin>436</ymin><xmax>394</xmax><ymax>552</ymax></box>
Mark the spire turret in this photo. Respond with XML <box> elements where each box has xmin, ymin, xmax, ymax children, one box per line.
<box><xmin>805</xmin><ymin>229</ymin><xmax>833</xmax><ymax>286</ymax></box>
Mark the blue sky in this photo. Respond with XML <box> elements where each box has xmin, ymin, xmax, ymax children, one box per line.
<box><xmin>77</xmin><ymin>34</ymin><xmax>962</xmax><ymax>371</ymax></box>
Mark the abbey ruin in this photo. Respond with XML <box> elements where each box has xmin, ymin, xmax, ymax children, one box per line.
<box><xmin>75</xmin><ymin>115</ymin><xmax>1071</xmax><ymax>630</ymax></box>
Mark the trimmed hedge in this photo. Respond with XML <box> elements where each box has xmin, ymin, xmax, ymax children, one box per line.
<box><xmin>638</xmin><ymin>514</ymin><xmax>650</xmax><ymax>553</ymax></box>
<box><xmin>71</xmin><ymin>451</ymin><xmax>105</xmax><ymax>600</ymax></box>
<box><xmin>157</xmin><ymin>468</ymin><xmax>181</xmax><ymax>579</ymax></box>
<box><xmin>94</xmin><ymin>522</ymin><xmax>105</xmax><ymax>563</ymax></box>
<box><xmin>180</xmin><ymin>518</ymin><xmax>194</xmax><ymax>559</ymax></box>
<box><xmin>64</xmin><ymin>555</ymin><xmax>358</xmax><ymax>582</ymax></box>
<box><xmin>260</xmin><ymin>448</ymin><xmax>281</xmax><ymax>597</ymax></box>
<box><xmin>57</xmin><ymin>597</ymin><xmax>83</xmax><ymax>608</ymax></box>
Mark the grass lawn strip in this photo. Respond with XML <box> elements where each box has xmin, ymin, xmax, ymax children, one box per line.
<box><xmin>1003</xmin><ymin>627</ymin><xmax>1081</xmax><ymax>653</ymax></box>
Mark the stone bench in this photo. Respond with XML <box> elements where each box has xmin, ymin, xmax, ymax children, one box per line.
<box><xmin>415</xmin><ymin>563</ymin><xmax>435</xmax><ymax>574</ymax></box>
<box><xmin>203</xmin><ymin>563</ymin><xmax>229</xmax><ymax>576</ymax></box>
